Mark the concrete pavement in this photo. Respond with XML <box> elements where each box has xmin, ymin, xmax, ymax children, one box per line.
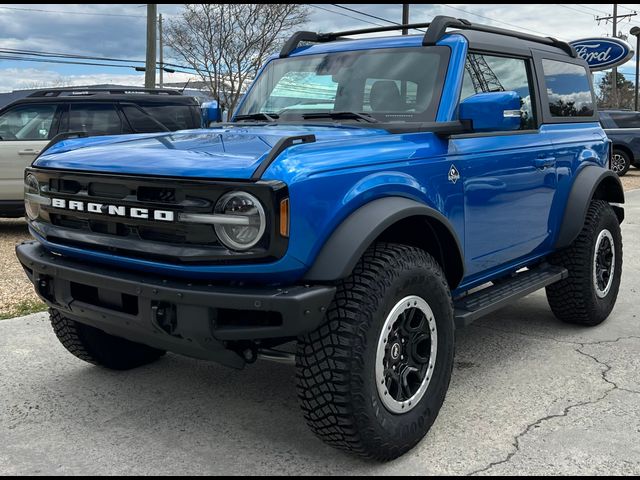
<box><xmin>1</xmin><ymin>191</ymin><xmax>639</xmax><ymax>475</ymax></box>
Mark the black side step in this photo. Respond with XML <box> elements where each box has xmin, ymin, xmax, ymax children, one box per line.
<box><xmin>453</xmin><ymin>264</ymin><xmax>568</xmax><ymax>328</ymax></box>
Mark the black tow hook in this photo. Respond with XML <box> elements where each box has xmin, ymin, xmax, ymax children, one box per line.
<box><xmin>242</xmin><ymin>346</ymin><xmax>258</xmax><ymax>364</ymax></box>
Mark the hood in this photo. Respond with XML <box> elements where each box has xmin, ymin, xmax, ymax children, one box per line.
<box><xmin>34</xmin><ymin>125</ymin><xmax>389</xmax><ymax>180</ymax></box>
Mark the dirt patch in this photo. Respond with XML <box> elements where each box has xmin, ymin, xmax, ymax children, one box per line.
<box><xmin>621</xmin><ymin>168</ymin><xmax>640</xmax><ymax>192</ymax></box>
<box><xmin>0</xmin><ymin>218</ymin><xmax>44</xmax><ymax>318</ymax></box>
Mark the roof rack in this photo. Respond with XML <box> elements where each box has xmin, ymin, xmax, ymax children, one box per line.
<box><xmin>27</xmin><ymin>87</ymin><xmax>182</xmax><ymax>98</ymax></box>
<box><xmin>279</xmin><ymin>15</ymin><xmax>577</xmax><ymax>58</ymax></box>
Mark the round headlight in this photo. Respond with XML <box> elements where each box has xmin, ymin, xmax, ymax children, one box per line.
<box><xmin>24</xmin><ymin>174</ymin><xmax>40</xmax><ymax>221</ymax></box>
<box><xmin>214</xmin><ymin>191</ymin><xmax>266</xmax><ymax>251</ymax></box>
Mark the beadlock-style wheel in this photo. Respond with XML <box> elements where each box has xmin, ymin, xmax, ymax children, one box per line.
<box><xmin>376</xmin><ymin>295</ymin><xmax>437</xmax><ymax>414</ymax></box>
<box><xmin>593</xmin><ymin>229</ymin><xmax>615</xmax><ymax>299</ymax></box>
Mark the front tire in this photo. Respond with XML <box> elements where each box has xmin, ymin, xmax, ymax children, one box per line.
<box><xmin>50</xmin><ymin>309</ymin><xmax>165</xmax><ymax>370</ymax></box>
<box><xmin>296</xmin><ymin>243</ymin><xmax>455</xmax><ymax>461</ymax></box>
<box><xmin>546</xmin><ymin>200</ymin><xmax>622</xmax><ymax>326</ymax></box>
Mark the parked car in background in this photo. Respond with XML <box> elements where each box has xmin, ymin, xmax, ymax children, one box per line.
<box><xmin>0</xmin><ymin>88</ymin><xmax>201</xmax><ymax>217</ymax></box>
<box><xmin>600</xmin><ymin>109</ymin><xmax>640</xmax><ymax>176</ymax></box>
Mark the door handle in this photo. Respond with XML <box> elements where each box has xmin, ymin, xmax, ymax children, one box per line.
<box><xmin>534</xmin><ymin>157</ymin><xmax>556</xmax><ymax>169</ymax></box>
<box><xmin>18</xmin><ymin>149</ymin><xmax>41</xmax><ymax>156</ymax></box>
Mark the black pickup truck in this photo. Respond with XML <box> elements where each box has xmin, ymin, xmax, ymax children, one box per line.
<box><xmin>600</xmin><ymin>109</ymin><xmax>640</xmax><ymax>176</ymax></box>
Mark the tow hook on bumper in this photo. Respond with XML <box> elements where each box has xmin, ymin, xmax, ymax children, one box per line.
<box><xmin>16</xmin><ymin>241</ymin><xmax>336</xmax><ymax>368</ymax></box>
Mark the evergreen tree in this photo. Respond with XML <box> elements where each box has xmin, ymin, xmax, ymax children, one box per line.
<box><xmin>597</xmin><ymin>71</ymin><xmax>635</xmax><ymax>109</ymax></box>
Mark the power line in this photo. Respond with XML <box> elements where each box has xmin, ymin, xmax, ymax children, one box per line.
<box><xmin>440</xmin><ymin>4</ymin><xmax>563</xmax><ymax>40</ymax></box>
<box><xmin>555</xmin><ymin>4</ymin><xmax>598</xmax><ymax>18</ymax></box>
<box><xmin>0</xmin><ymin>5</ymin><xmax>144</xmax><ymax>18</ymax></box>
<box><xmin>0</xmin><ymin>47</ymin><xmax>199</xmax><ymax>73</ymax></box>
<box><xmin>329</xmin><ymin>4</ymin><xmax>426</xmax><ymax>32</ymax></box>
<box><xmin>0</xmin><ymin>55</ymin><xmax>195</xmax><ymax>75</ymax></box>
<box><xmin>309</xmin><ymin>4</ymin><xmax>388</xmax><ymax>28</ymax></box>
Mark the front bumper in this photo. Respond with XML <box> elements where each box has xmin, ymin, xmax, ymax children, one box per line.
<box><xmin>16</xmin><ymin>241</ymin><xmax>335</xmax><ymax>368</ymax></box>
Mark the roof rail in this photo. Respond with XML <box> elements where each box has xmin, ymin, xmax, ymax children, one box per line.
<box><xmin>422</xmin><ymin>16</ymin><xmax>577</xmax><ymax>57</ymax></box>
<box><xmin>279</xmin><ymin>15</ymin><xmax>577</xmax><ymax>58</ymax></box>
<box><xmin>27</xmin><ymin>87</ymin><xmax>182</xmax><ymax>98</ymax></box>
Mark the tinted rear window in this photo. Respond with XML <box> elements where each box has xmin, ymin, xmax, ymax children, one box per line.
<box><xmin>137</xmin><ymin>104</ymin><xmax>200</xmax><ymax>131</ymax></box>
<box><xmin>609</xmin><ymin>111</ymin><xmax>640</xmax><ymax>128</ymax></box>
<box><xmin>542</xmin><ymin>59</ymin><xmax>594</xmax><ymax>118</ymax></box>
<box><xmin>68</xmin><ymin>104</ymin><xmax>122</xmax><ymax>135</ymax></box>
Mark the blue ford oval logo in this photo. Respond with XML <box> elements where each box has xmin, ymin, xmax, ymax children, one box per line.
<box><xmin>569</xmin><ymin>37</ymin><xmax>634</xmax><ymax>71</ymax></box>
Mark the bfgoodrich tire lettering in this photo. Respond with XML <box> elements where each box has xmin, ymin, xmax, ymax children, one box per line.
<box><xmin>50</xmin><ymin>309</ymin><xmax>165</xmax><ymax>370</ymax></box>
<box><xmin>296</xmin><ymin>243</ymin><xmax>455</xmax><ymax>461</ymax></box>
<box><xmin>546</xmin><ymin>200</ymin><xmax>622</xmax><ymax>326</ymax></box>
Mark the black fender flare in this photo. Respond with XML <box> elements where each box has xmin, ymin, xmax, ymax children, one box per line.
<box><xmin>555</xmin><ymin>165</ymin><xmax>625</xmax><ymax>249</ymax></box>
<box><xmin>303</xmin><ymin>197</ymin><xmax>465</xmax><ymax>288</ymax></box>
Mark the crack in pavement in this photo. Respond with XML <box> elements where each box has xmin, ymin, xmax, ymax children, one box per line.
<box><xmin>466</xmin><ymin>335</ymin><xmax>640</xmax><ymax>475</ymax></box>
<box><xmin>471</xmin><ymin>323</ymin><xmax>640</xmax><ymax>348</ymax></box>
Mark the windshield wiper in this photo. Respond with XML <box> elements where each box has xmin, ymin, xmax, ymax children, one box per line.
<box><xmin>234</xmin><ymin>112</ymin><xmax>279</xmax><ymax>122</ymax></box>
<box><xmin>301</xmin><ymin>111</ymin><xmax>379</xmax><ymax>123</ymax></box>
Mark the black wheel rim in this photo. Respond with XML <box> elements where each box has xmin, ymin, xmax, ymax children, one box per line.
<box><xmin>593</xmin><ymin>229</ymin><xmax>615</xmax><ymax>299</ymax></box>
<box><xmin>376</xmin><ymin>296</ymin><xmax>437</xmax><ymax>414</ymax></box>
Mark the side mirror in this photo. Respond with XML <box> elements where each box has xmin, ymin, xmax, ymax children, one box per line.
<box><xmin>459</xmin><ymin>91</ymin><xmax>522</xmax><ymax>132</ymax></box>
<box><xmin>201</xmin><ymin>101</ymin><xmax>222</xmax><ymax>127</ymax></box>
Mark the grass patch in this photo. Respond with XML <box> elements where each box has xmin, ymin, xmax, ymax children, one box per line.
<box><xmin>0</xmin><ymin>299</ymin><xmax>47</xmax><ymax>320</ymax></box>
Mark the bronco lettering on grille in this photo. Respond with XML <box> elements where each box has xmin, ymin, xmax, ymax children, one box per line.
<box><xmin>50</xmin><ymin>198</ymin><xmax>175</xmax><ymax>222</ymax></box>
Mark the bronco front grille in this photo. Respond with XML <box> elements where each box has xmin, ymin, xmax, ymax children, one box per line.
<box><xmin>28</xmin><ymin>169</ymin><xmax>288</xmax><ymax>264</ymax></box>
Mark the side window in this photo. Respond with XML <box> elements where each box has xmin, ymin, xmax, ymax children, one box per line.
<box><xmin>121</xmin><ymin>105</ymin><xmax>168</xmax><ymax>133</ymax></box>
<box><xmin>460</xmin><ymin>54</ymin><xmax>536</xmax><ymax>130</ymax></box>
<box><xmin>599</xmin><ymin>112</ymin><xmax>615</xmax><ymax>129</ymax></box>
<box><xmin>136</xmin><ymin>104</ymin><xmax>200</xmax><ymax>131</ymax></box>
<box><xmin>610</xmin><ymin>111</ymin><xmax>640</xmax><ymax>128</ymax></box>
<box><xmin>68</xmin><ymin>104</ymin><xmax>122</xmax><ymax>135</ymax></box>
<box><xmin>0</xmin><ymin>104</ymin><xmax>57</xmax><ymax>140</ymax></box>
<box><xmin>541</xmin><ymin>59</ymin><xmax>594</xmax><ymax>118</ymax></box>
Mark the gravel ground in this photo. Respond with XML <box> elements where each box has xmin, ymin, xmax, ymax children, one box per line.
<box><xmin>0</xmin><ymin>218</ymin><xmax>40</xmax><ymax>317</ymax></box>
<box><xmin>621</xmin><ymin>168</ymin><xmax>640</xmax><ymax>191</ymax></box>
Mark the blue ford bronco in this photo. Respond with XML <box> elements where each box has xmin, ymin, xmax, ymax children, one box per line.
<box><xmin>17</xmin><ymin>16</ymin><xmax>624</xmax><ymax>461</ymax></box>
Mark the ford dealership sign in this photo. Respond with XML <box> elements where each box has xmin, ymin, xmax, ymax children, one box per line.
<box><xmin>569</xmin><ymin>37</ymin><xmax>634</xmax><ymax>71</ymax></box>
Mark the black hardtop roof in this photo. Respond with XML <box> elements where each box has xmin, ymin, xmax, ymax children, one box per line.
<box><xmin>6</xmin><ymin>87</ymin><xmax>199</xmax><ymax>107</ymax></box>
<box><xmin>280</xmin><ymin>15</ymin><xmax>577</xmax><ymax>59</ymax></box>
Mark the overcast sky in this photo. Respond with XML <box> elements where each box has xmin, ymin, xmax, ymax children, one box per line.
<box><xmin>0</xmin><ymin>3</ymin><xmax>636</xmax><ymax>92</ymax></box>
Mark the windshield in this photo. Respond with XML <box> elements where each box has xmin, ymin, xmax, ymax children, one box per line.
<box><xmin>236</xmin><ymin>46</ymin><xmax>449</xmax><ymax>124</ymax></box>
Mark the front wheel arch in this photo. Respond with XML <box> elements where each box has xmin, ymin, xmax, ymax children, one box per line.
<box><xmin>303</xmin><ymin>197</ymin><xmax>465</xmax><ymax>289</ymax></box>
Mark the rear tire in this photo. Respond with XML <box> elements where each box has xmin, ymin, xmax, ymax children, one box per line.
<box><xmin>296</xmin><ymin>243</ymin><xmax>455</xmax><ymax>461</ymax></box>
<box><xmin>546</xmin><ymin>200</ymin><xmax>622</xmax><ymax>326</ymax></box>
<box><xmin>611</xmin><ymin>149</ymin><xmax>631</xmax><ymax>176</ymax></box>
<box><xmin>50</xmin><ymin>309</ymin><xmax>165</xmax><ymax>370</ymax></box>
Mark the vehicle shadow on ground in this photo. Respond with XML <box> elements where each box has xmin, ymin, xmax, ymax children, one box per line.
<box><xmin>33</xmin><ymin>295</ymin><xmax>581</xmax><ymax>472</ymax></box>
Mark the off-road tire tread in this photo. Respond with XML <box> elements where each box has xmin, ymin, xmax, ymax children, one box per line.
<box><xmin>546</xmin><ymin>200</ymin><xmax>622</xmax><ymax>325</ymax></box>
<box><xmin>50</xmin><ymin>308</ymin><xmax>165</xmax><ymax>370</ymax></box>
<box><xmin>296</xmin><ymin>243</ymin><xmax>452</xmax><ymax>461</ymax></box>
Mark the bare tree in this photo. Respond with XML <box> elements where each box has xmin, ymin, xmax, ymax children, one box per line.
<box><xmin>166</xmin><ymin>4</ymin><xmax>308</xmax><ymax>120</ymax></box>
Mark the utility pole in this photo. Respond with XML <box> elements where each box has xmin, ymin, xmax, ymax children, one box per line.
<box><xmin>631</xmin><ymin>26</ymin><xmax>640</xmax><ymax>111</ymax></box>
<box><xmin>145</xmin><ymin>4</ymin><xmax>157</xmax><ymax>89</ymax></box>
<box><xmin>401</xmin><ymin>4</ymin><xmax>409</xmax><ymax>99</ymax></box>
<box><xmin>158</xmin><ymin>13</ymin><xmax>164</xmax><ymax>89</ymax></box>
<box><xmin>402</xmin><ymin>4</ymin><xmax>409</xmax><ymax>35</ymax></box>
<box><xmin>596</xmin><ymin>4</ymin><xmax>637</xmax><ymax>108</ymax></box>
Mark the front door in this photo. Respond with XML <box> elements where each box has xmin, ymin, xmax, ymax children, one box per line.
<box><xmin>0</xmin><ymin>103</ymin><xmax>60</xmax><ymax>201</ymax></box>
<box><xmin>451</xmin><ymin>53</ymin><xmax>557</xmax><ymax>280</ymax></box>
